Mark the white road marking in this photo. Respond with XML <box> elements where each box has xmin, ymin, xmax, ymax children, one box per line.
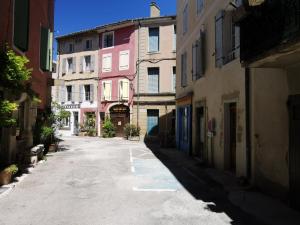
<box><xmin>132</xmin><ymin>187</ymin><xmax>177</xmax><ymax>192</ymax></box>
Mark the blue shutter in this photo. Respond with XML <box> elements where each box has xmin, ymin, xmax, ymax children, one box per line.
<box><xmin>147</xmin><ymin>110</ymin><xmax>159</xmax><ymax>136</ymax></box>
<box><xmin>148</xmin><ymin>68</ymin><xmax>159</xmax><ymax>93</ymax></box>
<box><xmin>149</xmin><ymin>28</ymin><xmax>159</xmax><ymax>52</ymax></box>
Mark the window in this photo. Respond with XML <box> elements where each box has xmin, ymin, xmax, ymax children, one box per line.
<box><xmin>172</xmin><ymin>67</ymin><xmax>176</xmax><ymax>92</ymax></box>
<box><xmin>85</xmin><ymin>40</ymin><xmax>92</xmax><ymax>50</ymax></box>
<box><xmin>40</xmin><ymin>27</ymin><xmax>53</xmax><ymax>71</ymax></box>
<box><xmin>181</xmin><ymin>52</ymin><xmax>187</xmax><ymax>87</ymax></box>
<box><xmin>197</xmin><ymin>0</ymin><xmax>204</xmax><ymax>15</ymax></box>
<box><xmin>149</xmin><ymin>27</ymin><xmax>159</xmax><ymax>52</ymax></box>
<box><xmin>173</xmin><ymin>25</ymin><xmax>177</xmax><ymax>51</ymax></box>
<box><xmin>119</xmin><ymin>50</ymin><xmax>130</xmax><ymax>71</ymax></box>
<box><xmin>66</xmin><ymin>86</ymin><xmax>72</xmax><ymax>102</ymax></box>
<box><xmin>102</xmin><ymin>81</ymin><xmax>112</xmax><ymax>101</ymax></box>
<box><xmin>62</xmin><ymin>57</ymin><xmax>76</xmax><ymax>75</ymax></box>
<box><xmin>67</xmin><ymin>58</ymin><xmax>74</xmax><ymax>74</ymax></box>
<box><xmin>103</xmin><ymin>32</ymin><xmax>114</xmax><ymax>48</ymax></box>
<box><xmin>183</xmin><ymin>4</ymin><xmax>188</xmax><ymax>34</ymax></box>
<box><xmin>69</xmin><ymin>43</ymin><xmax>74</xmax><ymax>53</ymax></box>
<box><xmin>215</xmin><ymin>10</ymin><xmax>239</xmax><ymax>67</ymax></box>
<box><xmin>119</xmin><ymin>79</ymin><xmax>129</xmax><ymax>100</ymax></box>
<box><xmin>85</xmin><ymin>55</ymin><xmax>91</xmax><ymax>71</ymax></box>
<box><xmin>84</xmin><ymin>85</ymin><xmax>91</xmax><ymax>101</ymax></box>
<box><xmin>102</xmin><ymin>53</ymin><xmax>112</xmax><ymax>72</ymax></box>
<box><xmin>14</xmin><ymin>0</ymin><xmax>29</xmax><ymax>51</ymax></box>
<box><xmin>80</xmin><ymin>55</ymin><xmax>95</xmax><ymax>73</ymax></box>
<box><xmin>192</xmin><ymin>32</ymin><xmax>205</xmax><ymax>80</ymax></box>
<box><xmin>148</xmin><ymin>68</ymin><xmax>159</xmax><ymax>93</ymax></box>
<box><xmin>147</xmin><ymin>110</ymin><xmax>159</xmax><ymax>136</ymax></box>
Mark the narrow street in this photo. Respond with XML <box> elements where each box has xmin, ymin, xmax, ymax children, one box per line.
<box><xmin>0</xmin><ymin>137</ymin><xmax>265</xmax><ymax>225</ymax></box>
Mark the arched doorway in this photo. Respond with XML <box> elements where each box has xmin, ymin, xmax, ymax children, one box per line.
<box><xmin>109</xmin><ymin>104</ymin><xmax>130</xmax><ymax>137</ymax></box>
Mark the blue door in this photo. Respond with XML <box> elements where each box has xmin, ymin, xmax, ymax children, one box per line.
<box><xmin>147</xmin><ymin>110</ymin><xmax>159</xmax><ymax>136</ymax></box>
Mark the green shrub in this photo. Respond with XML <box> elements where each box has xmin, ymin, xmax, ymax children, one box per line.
<box><xmin>102</xmin><ymin>117</ymin><xmax>115</xmax><ymax>138</ymax></box>
<box><xmin>124</xmin><ymin>123</ymin><xmax>140</xmax><ymax>139</ymax></box>
<box><xmin>40</xmin><ymin>126</ymin><xmax>55</xmax><ymax>144</ymax></box>
<box><xmin>4</xmin><ymin>164</ymin><xmax>18</xmax><ymax>175</ymax></box>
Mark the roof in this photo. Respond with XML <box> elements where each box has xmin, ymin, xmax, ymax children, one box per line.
<box><xmin>55</xmin><ymin>15</ymin><xmax>176</xmax><ymax>40</ymax></box>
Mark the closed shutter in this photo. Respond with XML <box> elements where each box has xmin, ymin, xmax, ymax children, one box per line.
<box><xmin>14</xmin><ymin>0</ymin><xmax>29</xmax><ymax>51</ymax></box>
<box><xmin>148</xmin><ymin>68</ymin><xmax>159</xmax><ymax>93</ymax></box>
<box><xmin>103</xmin><ymin>82</ymin><xmax>111</xmax><ymax>100</ymax></box>
<box><xmin>90</xmin><ymin>55</ymin><xmax>95</xmax><ymax>72</ymax></box>
<box><xmin>181</xmin><ymin>53</ymin><xmax>187</xmax><ymax>87</ymax></box>
<box><xmin>62</xmin><ymin>58</ymin><xmax>66</xmax><ymax>75</ymax></box>
<box><xmin>79</xmin><ymin>56</ymin><xmax>84</xmax><ymax>73</ymax></box>
<box><xmin>40</xmin><ymin>27</ymin><xmax>51</xmax><ymax>71</ymax></box>
<box><xmin>149</xmin><ymin>28</ymin><xmax>159</xmax><ymax>52</ymax></box>
<box><xmin>102</xmin><ymin>54</ymin><xmax>112</xmax><ymax>72</ymax></box>
<box><xmin>215</xmin><ymin>10</ymin><xmax>224</xmax><ymax>68</ymax></box>
<box><xmin>196</xmin><ymin>31</ymin><xmax>205</xmax><ymax>78</ymax></box>
<box><xmin>90</xmin><ymin>84</ymin><xmax>94</xmax><ymax>101</ymax></box>
<box><xmin>120</xmin><ymin>80</ymin><xmax>129</xmax><ymax>100</ymax></box>
<box><xmin>49</xmin><ymin>31</ymin><xmax>53</xmax><ymax>72</ymax></box>
<box><xmin>72</xmin><ymin>57</ymin><xmax>76</xmax><ymax>73</ymax></box>
<box><xmin>192</xmin><ymin>44</ymin><xmax>197</xmax><ymax>80</ymax></box>
<box><xmin>119</xmin><ymin>51</ymin><xmax>129</xmax><ymax>71</ymax></box>
<box><xmin>235</xmin><ymin>26</ymin><xmax>240</xmax><ymax>58</ymax></box>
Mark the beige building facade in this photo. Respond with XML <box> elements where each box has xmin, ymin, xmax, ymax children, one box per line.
<box><xmin>176</xmin><ymin>0</ymin><xmax>247</xmax><ymax>177</ymax></box>
<box><xmin>133</xmin><ymin>5</ymin><xmax>176</xmax><ymax>140</ymax></box>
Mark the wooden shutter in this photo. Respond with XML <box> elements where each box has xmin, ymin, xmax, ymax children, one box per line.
<box><xmin>80</xmin><ymin>56</ymin><xmax>84</xmax><ymax>73</ymax></box>
<box><xmin>192</xmin><ymin>44</ymin><xmax>197</xmax><ymax>80</ymax></box>
<box><xmin>148</xmin><ymin>68</ymin><xmax>159</xmax><ymax>93</ymax></box>
<box><xmin>215</xmin><ymin>10</ymin><xmax>224</xmax><ymax>68</ymax></box>
<box><xmin>149</xmin><ymin>28</ymin><xmax>159</xmax><ymax>52</ymax></box>
<box><xmin>102</xmin><ymin>54</ymin><xmax>112</xmax><ymax>72</ymax></box>
<box><xmin>72</xmin><ymin>57</ymin><xmax>76</xmax><ymax>73</ymax></box>
<box><xmin>197</xmin><ymin>31</ymin><xmax>205</xmax><ymax>78</ymax></box>
<box><xmin>40</xmin><ymin>27</ymin><xmax>51</xmax><ymax>71</ymax></box>
<box><xmin>181</xmin><ymin>53</ymin><xmax>187</xmax><ymax>87</ymax></box>
<box><xmin>91</xmin><ymin>55</ymin><xmax>95</xmax><ymax>72</ymax></box>
<box><xmin>62</xmin><ymin>58</ymin><xmax>66</xmax><ymax>75</ymax></box>
<box><xmin>119</xmin><ymin>51</ymin><xmax>129</xmax><ymax>71</ymax></box>
<box><xmin>90</xmin><ymin>84</ymin><xmax>94</xmax><ymax>101</ymax></box>
<box><xmin>14</xmin><ymin>0</ymin><xmax>29</xmax><ymax>51</ymax></box>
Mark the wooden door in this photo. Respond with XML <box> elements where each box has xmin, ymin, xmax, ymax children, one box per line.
<box><xmin>289</xmin><ymin>95</ymin><xmax>300</xmax><ymax>210</ymax></box>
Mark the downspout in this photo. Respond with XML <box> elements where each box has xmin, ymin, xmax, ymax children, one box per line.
<box><xmin>245</xmin><ymin>67</ymin><xmax>252</xmax><ymax>179</ymax></box>
<box><xmin>137</xmin><ymin>21</ymin><xmax>141</xmax><ymax>128</ymax></box>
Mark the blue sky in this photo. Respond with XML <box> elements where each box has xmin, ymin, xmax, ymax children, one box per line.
<box><xmin>54</xmin><ymin>0</ymin><xmax>176</xmax><ymax>58</ymax></box>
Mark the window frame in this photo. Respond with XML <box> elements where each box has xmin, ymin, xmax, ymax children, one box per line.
<box><xmin>148</xmin><ymin>27</ymin><xmax>160</xmax><ymax>53</ymax></box>
<box><xmin>102</xmin><ymin>31</ymin><xmax>114</xmax><ymax>49</ymax></box>
<box><xmin>196</xmin><ymin>0</ymin><xmax>204</xmax><ymax>15</ymax></box>
<box><xmin>66</xmin><ymin>85</ymin><xmax>72</xmax><ymax>102</ymax></box>
<box><xmin>147</xmin><ymin>67</ymin><xmax>160</xmax><ymax>94</ymax></box>
<box><xmin>84</xmin><ymin>84</ymin><xmax>91</xmax><ymax>102</ymax></box>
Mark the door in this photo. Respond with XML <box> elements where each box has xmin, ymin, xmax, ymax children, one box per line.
<box><xmin>289</xmin><ymin>95</ymin><xmax>300</xmax><ymax>210</ymax></box>
<box><xmin>147</xmin><ymin>110</ymin><xmax>159</xmax><ymax>136</ymax></box>
<box><xmin>195</xmin><ymin>107</ymin><xmax>205</xmax><ymax>160</ymax></box>
<box><xmin>224</xmin><ymin>103</ymin><xmax>237</xmax><ymax>173</ymax></box>
<box><xmin>111</xmin><ymin>114</ymin><xmax>129</xmax><ymax>137</ymax></box>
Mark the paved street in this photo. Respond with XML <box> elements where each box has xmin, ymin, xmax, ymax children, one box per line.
<box><xmin>0</xmin><ymin>136</ymin><xmax>265</xmax><ymax>225</ymax></box>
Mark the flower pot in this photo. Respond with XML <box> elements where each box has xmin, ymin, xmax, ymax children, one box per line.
<box><xmin>48</xmin><ymin>144</ymin><xmax>57</xmax><ymax>153</ymax></box>
<box><xmin>0</xmin><ymin>171</ymin><xmax>13</xmax><ymax>186</ymax></box>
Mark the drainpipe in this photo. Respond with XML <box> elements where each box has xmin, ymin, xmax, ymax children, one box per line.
<box><xmin>245</xmin><ymin>67</ymin><xmax>252</xmax><ymax>179</ymax></box>
<box><xmin>137</xmin><ymin>21</ymin><xmax>141</xmax><ymax>128</ymax></box>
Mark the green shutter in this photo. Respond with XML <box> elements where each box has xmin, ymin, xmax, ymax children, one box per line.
<box><xmin>40</xmin><ymin>27</ymin><xmax>53</xmax><ymax>71</ymax></box>
<box><xmin>14</xmin><ymin>0</ymin><xmax>29</xmax><ymax>51</ymax></box>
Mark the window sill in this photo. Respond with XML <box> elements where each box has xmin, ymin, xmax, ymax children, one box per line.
<box><xmin>102</xmin><ymin>46</ymin><xmax>114</xmax><ymax>50</ymax></box>
<box><xmin>147</xmin><ymin>51</ymin><xmax>160</xmax><ymax>55</ymax></box>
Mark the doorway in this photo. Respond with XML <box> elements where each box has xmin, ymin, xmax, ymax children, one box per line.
<box><xmin>73</xmin><ymin>112</ymin><xmax>79</xmax><ymax>135</ymax></box>
<box><xmin>195</xmin><ymin>107</ymin><xmax>205</xmax><ymax>161</ymax></box>
<box><xmin>224</xmin><ymin>102</ymin><xmax>237</xmax><ymax>173</ymax></box>
<box><xmin>110</xmin><ymin>104</ymin><xmax>130</xmax><ymax>137</ymax></box>
<box><xmin>289</xmin><ymin>95</ymin><xmax>300</xmax><ymax>210</ymax></box>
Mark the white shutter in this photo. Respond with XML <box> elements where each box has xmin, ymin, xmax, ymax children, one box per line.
<box><xmin>72</xmin><ymin>57</ymin><xmax>76</xmax><ymax>73</ymax></box>
<box><xmin>91</xmin><ymin>55</ymin><xmax>95</xmax><ymax>72</ymax></box>
<box><xmin>90</xmin><ymin>84</ymin><xmax>94</xmax><ymax>101</ymax></box>
<box><xmin>103</xmin><ymin>81</ymin><xmax>111</xmax><ymax>101</ymax></box>
<box><xmin>122</xmin><ymin>80</ymin><xmax>129</xmax><ymax>100</ymax></box>
<box><xmin>119</xmin><ymin>50</ymin><xmax>129</xmax><ymax>71</ymax></box>
<box><xmin>62</xmin><ymin>58</ymin><xmax>66</xmax><ymax>75</ymax></box>
<box><xmin>102</xmin><ymin>53</ymin><xmax>112</xmax><ymax>72</ymax></box>
<box><xmin>71</xmin><ymin>85</ymin><xmax>75</xmax><ymax>102</ymax></box>
<box><xmin>79</xmin><ymin>85</ymin><xmax>84</xmax><ymax>102</ymax></box>
<box><xmin>80</xmin><ymin>56</ymin><xmax>84</xmax><ymax>73</ymax></box>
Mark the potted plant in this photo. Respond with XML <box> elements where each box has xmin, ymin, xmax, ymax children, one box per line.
<box><xmin>40</xmin><ymin>125</ymin><xmax>56</xmax><ymax>153</ymax></box>
<box><xmin>102</xmin><ymin>117</ymin><xmax>116</xmax><ymax>138</ymax></box>
<box><xmin>124</xmin><ymin>123</ymin><xmax>140</xmax><ymax>141</ymax></box>
<box><xmin>0</xmin><ymin>164</ymin><xmax>18</xmax><ymax>185</ymax></box>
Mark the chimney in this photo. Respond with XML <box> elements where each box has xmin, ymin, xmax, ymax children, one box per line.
<box><xmin>150</xmin><ymin>2</ymin><xmax>160</xmax><ymax>17</ymax></box>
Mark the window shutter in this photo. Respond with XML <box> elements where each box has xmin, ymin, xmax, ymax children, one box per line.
<box><xmin>90</xmin><ymin>55</ymin><xmax>95</xmax><ymax>72</ymax></box>
<box><xmin>198</xmin><ymin>31</ymin><xmax>205</xmax><ymax>77</ymax></box>
<box><xmin>90</xmin><ymin>40</ymin><xmax>93</xmax><ymax>49</ymax></box>
<box><xmin>80</xmin><ymin>56</ymin><xmax>84</xmax><ymax>73</ymax></box>
<box><xmin>192</xmin><ymin>44</ymin><xmax>197</xmax><ymax>80</ymax></box>
<box><xmin>90</xmin><ymin>84</ymin><xmax>94</xmax><ymax>101</ymax></box>
<box><xmin>62</xmin><ymin>58</ymin><xmax>66</xmax><ymax>75</ymax></box>
<box><xmin>48</xmin><ymin>32</ymin><xmax>53</xmax><ymax>72</ymax></box>
<box><xmin>72</xmin><ymin>57</ymin><xmax>76</xmax><ymax>73</ymax></box>
<box><xmin>173</xmin><ymin>67</ymin><xmax>176</xmax><ymax>92</ymax></box>
<box><xmin>123</xmin><ymin>80</ymin><xmax>129</xmax><ymax>100</ymax></box>
<box><xmin>148</xmin><ymin>68</ymin><xmax>159</xmax><ymax>93</ymax></box>
<box><xmin>235</xmin><ymin>26</ymin><xmax>240</xmax><ymax>58</ymax></box>
<box><xmin>79</xmin><ymin>85</ymin><xmax>83</xmax><ymax>102</ymax></box>
<box><xmin>215</xmin><ymin>10</ymin><xmax>224</xmax><ymax>68</ymax></box>
<box><xmin>103</xmin><ymin>82</ymin><xmax>111</xmax><ymax>100</ymax></box>
<box><xmin>119</xmin><ymin>51</ymin><xmax>129</xmax><ymax>71</ymax></box>
<box><xmin>40</xmin><ymin>27</ymin><xmax>50</xmax><ymax>71</ymax></box>
<box><xmin>149</xmin><ymin>28</ymin><xmax>159</xmax><ymax>52</ymax></box>
<box><xmin>173</xmin><ymin>25</ymin><xmax>177</xmax><ymax>51</ymax></box>
<box><xmin>14</xmin><ymin>0</ymin><xmax>29</xmax><ymax>51</ymax></box>
<box><xmin>102</xmin><ymin>54</ymin><xmax>112</xmax><ymax>72</ymax></box>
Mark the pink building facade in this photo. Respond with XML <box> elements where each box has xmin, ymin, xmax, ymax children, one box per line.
<box><xmin>98</xmin><ymin>24</ymin><xmax>136</xmax><ymax>136</ymax></box>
